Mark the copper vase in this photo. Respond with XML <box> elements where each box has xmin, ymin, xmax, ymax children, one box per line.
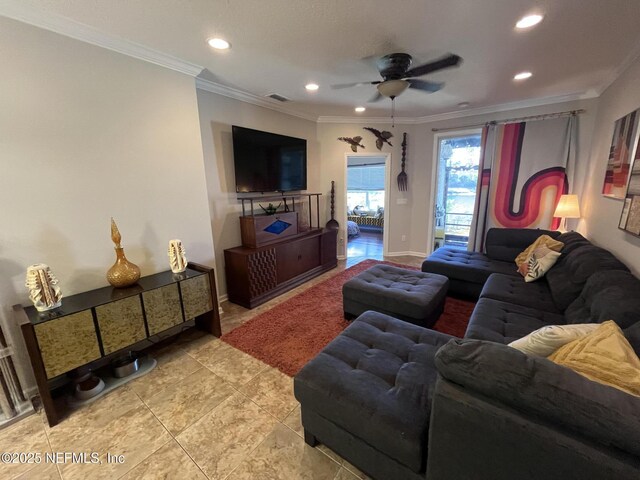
<box><xmin>107</xmin><ymin>247</ymin><xmax>140</xmax><ymax>288</ymax></box>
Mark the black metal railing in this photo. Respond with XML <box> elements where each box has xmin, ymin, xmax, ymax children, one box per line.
<box><xmin>444</xmin><ymin>212</ymin><xmax>473</xmax><ymax>246</ymax></box>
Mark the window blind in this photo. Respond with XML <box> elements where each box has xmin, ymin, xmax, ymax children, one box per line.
<box><xmin>347</xmin><ymin>165</ymin><xmax>385</xmax><ymax>191</ymax></box>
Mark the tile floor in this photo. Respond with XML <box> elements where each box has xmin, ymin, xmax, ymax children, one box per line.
<box><xmin>0</xmin><ymin>256</ymin><xmax>424</xmax><ymax>480</ymax></box>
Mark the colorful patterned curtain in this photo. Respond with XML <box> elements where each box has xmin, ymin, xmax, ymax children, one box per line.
<box><xmin>468</xmin><ymin>115</ymin><xmax>577</xmax><ymax>252</ymax></box>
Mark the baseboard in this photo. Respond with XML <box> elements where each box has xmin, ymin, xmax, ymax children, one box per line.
<box><xmin>337</xmin><ymin>255</ymin><xmax>347</xmax><ymax>261</ymax></box>
<box><xmin>385</xmin><ymin>251</ymin><xmax>427</xmax><ymax>258</ymax></box>
<box><xmin>218</xmin><ymin>293</ymin><xmax>228</xmax><ymax>304</ymax></box>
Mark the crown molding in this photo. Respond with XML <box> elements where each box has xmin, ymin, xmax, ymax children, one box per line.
<box><xmin>594</xmin><ymin>36</ymin><xmax>640</xmax><ymax>96</ymax></box>
<box><xmin>317</xmin><ymin>91</ymin><xmax>599</xmax><ymax>125</ymax></box>
<box><xmin>195</xmin><ymin>77</ymin><xmax>319</xmax><ymax>122</ymax></box>
<box><xmin>0</xmin><ymin>3</ymin><xmax>203</xmax><ymax>77</ymax></box>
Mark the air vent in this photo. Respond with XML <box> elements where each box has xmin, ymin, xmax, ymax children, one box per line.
<box><xmin>266</xmin><ymin>93</ymin><xmax>290</xmax><ymax>102</ymax></box>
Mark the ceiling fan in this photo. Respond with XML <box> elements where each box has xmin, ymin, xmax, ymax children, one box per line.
<box><xmin>332</xmin><ymin>52</ymin><xmax>462</xmax><ymax>102</ymax></box>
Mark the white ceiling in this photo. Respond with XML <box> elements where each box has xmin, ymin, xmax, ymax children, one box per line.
<box><xmin>4</xmin><ymin>0</ymin><xmax>640</xmax><ymax>119</ymax></box>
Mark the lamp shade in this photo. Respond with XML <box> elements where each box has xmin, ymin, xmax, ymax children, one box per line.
<box><xmin>554</xmin><ymin>194</ymin><xmax>581</xmax><ymax>218</ymax></box>
<box><xmin>377</xmin><ymin>80</ymin><xmax>409</xmax><ymax>98</ymax></box>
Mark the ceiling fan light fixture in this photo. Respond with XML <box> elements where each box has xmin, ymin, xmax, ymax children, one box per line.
<box><xmin>516</xmin><ymin>14</ymin><xmax>544</xmax><ymax>29</ymax></box>
<box><xmin>354</xmin><ymin>106</ymin><xmax>366</xmax><ymax>113</ymax></box>
<box><xmin>207</xmin><ymin>37</ymin><xmax>231</xmax><ymax>50</ymax></box>
<box><xmin>377</xmin><ymin>80</ymin><xmax>409</xmax><ymax>98</ymax></box>
<box><xmin>305</xmin><ymin>83</ymin><xmax>319</xmax><ymax>91</ymax></box>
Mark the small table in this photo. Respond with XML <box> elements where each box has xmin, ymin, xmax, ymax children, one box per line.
<box><xmin>342</xmin><ymin>264</ymin><xmax>449</xmax><ymax>328</ymax></box>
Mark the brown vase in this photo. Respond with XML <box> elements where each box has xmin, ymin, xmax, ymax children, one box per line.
<box><xmin>107</xmin><ymin>247</ymin><xmax>141</xmax><ymax>288</ymax></box>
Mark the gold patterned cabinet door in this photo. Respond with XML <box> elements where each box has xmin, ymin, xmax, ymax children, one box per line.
<box><xmin>181</xmin><ymin>275</ymin><xmax>213</xmax><ymax>320</ymax></box>
<box><xmin>142</xmin><ymin>284</ymin><xmax>184</xmax><ymax>336</ymax></box>
<box><xmin>95</xmin><ymin>295</ymin><xmax>146</xmax><ymax>355</ymax></box>
<box><xmin>34</xmin><ymin>310</ymin><xmax>101</xmax><ymax>379</ymax></box>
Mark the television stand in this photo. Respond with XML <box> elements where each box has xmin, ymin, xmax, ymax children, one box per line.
<box><xmin>224</xmin><ymin>228</ymin><xmax>337</xmax><ymax>308</ymax></box>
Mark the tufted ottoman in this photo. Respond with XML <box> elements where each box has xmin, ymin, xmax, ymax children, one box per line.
<box><xmin>294</xmin><ymin>310</ymin><xmax>454</xmax><ymax>480</ymax></box>
<box><xmin>342</xmin><ymin>264</ymin><xmax>449</xmax><ymax>328</ymax></box>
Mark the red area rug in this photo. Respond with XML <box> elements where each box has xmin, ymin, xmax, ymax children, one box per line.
<box><xmin>222</xmin><ymin>259</ymin><xmax>475</xmax><ymax>376</ymax></box>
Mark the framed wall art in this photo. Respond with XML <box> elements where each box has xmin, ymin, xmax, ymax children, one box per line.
<box><xmin>618</xmin><ymin>124</ymin><xmax>640</xmax><ymax>236</ymax></box>
<box><xmin>603</xmin><ymin>108</ymin><xmax>640</xmax><ymax>199</ymax></box>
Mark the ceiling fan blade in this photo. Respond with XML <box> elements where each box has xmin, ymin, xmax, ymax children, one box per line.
<box><xmin>404</xmin><ymin>53</ymin><xmax>462</xmax><ymax>78</ymax></box>
<box><xmin>407</xmin><ymin>79</ymin><xmax>444</xmax><ymax>93</ymax></box>
<box><xmin>331</xmin><ymin>81</ymin><xmax>381</xmax><ymax>90</ymax></box>
<box><xmin>368</xmin><ymin>91</ymin><xmax>384</xmax><ymax>103</ymax></box>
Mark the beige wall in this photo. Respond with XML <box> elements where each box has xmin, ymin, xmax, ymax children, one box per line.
<box><xmin>196</xmin><ymin>90</ymin><xmax>320</xmax><ymax>297</ymax></box>
<box><xmin>318</xmin><ymin>98</ymin><xmax>598</xmax><ymax>257</ymax></box>
<box><xmin>578</xmin><ymin>56</ymin><xmax>640</xmax><ymax>275</ymax></box>
<box><xmin>317</xmin><ymin>122</ymin><xmax>419</xmax><ymax>257</ymax></box>
<box><xmin>0</xmin><ymin>18</ymin><xmax>215</xmax><ymax>392</ymax></box>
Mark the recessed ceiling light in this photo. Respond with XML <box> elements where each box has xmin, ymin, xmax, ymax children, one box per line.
<box><xmin>514</xmin><ymin>71</ymin><xmax>533</xmax><ymax>80</ymax></box>
<box><xmin>516</xmin><ymin>14</ymin><xmax>544</xmax><ymax>29</ymax></box>
<box><xmin>207</xmin><ymin>37</ymin><xmax>230</xmax><ymax>50</ymax></box>
<box><xmin>305</xmin><ymin>83</ymin><xmax>319</xmax><ymax>91</ymax></box>
<box><xmin>355</xmin><ymin>106</ymin><xmax>366</xmax><ymax>113</ymax></box>
<box><xmin>458</xmin><ymin>102</ymin><xmax>470</xmax><ymax>108</ymax></box>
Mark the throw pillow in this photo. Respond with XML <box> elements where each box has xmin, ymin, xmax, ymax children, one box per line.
<box><xmin>549</xmin><ymin>320</ymin><xmax>640</xmax><ymax>396</ymax></box>
<box><xmin>515</xmin><ymin>234</ymin><xmax>564</xmax><ymax>268</ymax></box>
<box><xmin>509</xmin><ymin>323</ymin><xmax>599</xmax><ymax>357</ymax></box>
<box><xmin>519</xmin><ymin>245</ymin><xmax>562</xmax><ymax>282</ymax></box>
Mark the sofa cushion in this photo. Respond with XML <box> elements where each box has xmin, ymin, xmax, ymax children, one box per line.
<box><xmin>485</xmin><ymin>228</ymin><xmax>560</xmax><ymax>262</ymax></box>
<box><xmin>422</xmin><ymin>248</ymin><xmax>518</xmax><ymax>286</ymax></box>
<box><xmin>435</xmin><ymin>339</ymin><xmax>640</xmax><ymax>458</ymax></box>
<box><xmin>564</xmin><ymin>270</ymin><xmax>640</xmax><ymax>353</ymax></box>
<box><xmin>480</xmin><ymin>273</ymin><xmax>561</xmax><ymax>313</ymax></box>
<box><xmin>545</xmin><ymin>245</ymin><xmax>629</xmax><ymax>311</ymax></box>
<box><xmin>555</xmin><ymin>230</ymin><xmax>591</xmax><ymax>255</ymax></box>
<box><xmin>294</xmin><ymin>311</ymin><xmax>454</xmax><ymax>473</ymax></box>
<box><xmin>465</xmin><ymin>297</ymin><xmax>564</xmax><ymax>344</ymax></box>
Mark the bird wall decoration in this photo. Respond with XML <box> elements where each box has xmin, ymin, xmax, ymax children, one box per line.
<box><xmin>337</xmin><ymin>136</ymin><xmax>365</xmax><ymax>152</ymax></box>
<box><xmin>363</xmin><ymin>127</ymin><xmax>393</xmax><ymax>150</ymax></box>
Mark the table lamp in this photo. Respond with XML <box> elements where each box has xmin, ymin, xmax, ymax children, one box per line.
<box><xmin>554</xmin><ymin>194</ymin><xmax>581</xmax><ymax>231</ymax></box>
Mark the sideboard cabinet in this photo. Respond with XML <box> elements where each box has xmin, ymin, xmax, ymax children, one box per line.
<box><xmin>225</xmin><ymin>228</ymin><xmax>337</xmax><ymax>308</ymax></box>
<box><xmin>15</xmin><ymin>263</ymin><xmax>220</xmax><ymax>427</ymax></box>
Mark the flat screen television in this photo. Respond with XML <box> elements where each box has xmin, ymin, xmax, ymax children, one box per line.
<box><xmin>232</xmin><ymin>126</ymin><xmax>307</xmax><ymax>193</ymax></box>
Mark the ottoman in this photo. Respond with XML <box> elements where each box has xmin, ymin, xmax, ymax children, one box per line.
<box><xmin>294</xmin><ymin>311</ymin><xmax>455</xmax><ymax>480</ymax></box>
<box><xmin>342</xmin><ymin>264</ymin><xmax>449</xmax><ymax>328</ymax></box>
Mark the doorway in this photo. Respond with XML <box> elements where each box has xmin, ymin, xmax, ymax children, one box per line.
<box><xmin>432</xmin><ymin>131</ymin><xmax>482</xmax><ymax>250</ymax></box>
<box><xmin>344</xmin><ymin>154</ymin><xmax>390</xmax><ymax>266</ymax></box>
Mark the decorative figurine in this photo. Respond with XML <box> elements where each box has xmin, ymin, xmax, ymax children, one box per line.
<box><xmin>363</xmin><ymin>127</ymin><xmax>393</xmax><ymax>150</ymax></box>
<box><xmin>259</xmin><ymin>202</ymin><xmax>281</xmax><ymax>215</ymax></box>
<box><xmin>168</xmin><ymin>239</ymin><xmax>188</xmax><ymax>274</ymax></box>
<box><xmin>106</xmin><ymin>218</ymin><xmax>141</xmax><ymax>288</ymax></box>
<box><xmin>326</xmin><ymin>181</ymin><xmax>340</xmax><ymax>230</ymax></box>
<box><xmin>338</xmin><ymin>136</ymin><xmax>365</xmax><ymax>152</ymax></box>
<box><xmin>25</xmin><ymin>264</ymin><xmax>62</xmax><ymax>312</ymax></box>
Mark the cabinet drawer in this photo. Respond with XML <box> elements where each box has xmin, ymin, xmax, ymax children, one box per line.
<box><xmin>96</xmin><ymin>296</ymin><xmax>146</xmax><ymax>355</ymax></box>
<box><xmin>143</xmin><ymin>284</ymin><xmax>184</xmax><ymax>336</ymax></box>
<box><xmin>276</xmin><ymin>236</ymin><xmax>321</xmax><ymax>284</ymax></box>
<box><xmin>181</xmin><ymin>274</ymin><xmax>213</xmax><ymax>319</ymax></box>
<box><xmin>34</xmin><ymin>310</ymin><xmax>101</xmax><ymax>379</ymax></box>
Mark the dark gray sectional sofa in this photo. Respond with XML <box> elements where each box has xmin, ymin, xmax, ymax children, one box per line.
<box><xmin>294</xmin><ymin>228</ymin><xmax>640</xmax><ymax>480</ymax></box>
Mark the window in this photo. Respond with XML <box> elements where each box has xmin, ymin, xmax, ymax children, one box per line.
<box><xmin>434</xmin><ymin>133</ymin><xmax>482</xmax><ymax>248</ymax></box>
<box><xmin>347</xmin><ymin>164</ymin><xmax>385</xmax><ymax>212</ymax></box>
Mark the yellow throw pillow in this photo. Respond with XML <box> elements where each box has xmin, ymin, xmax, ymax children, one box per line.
<box><xmin>515</xmin><ymin>235</ymin><xmax>564</xmax><ymax>268</ymax></box>
<box><xmin>548</xmin><ymin>321</ymin><xmax>640</xmax><ymax>397</ymax></box>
